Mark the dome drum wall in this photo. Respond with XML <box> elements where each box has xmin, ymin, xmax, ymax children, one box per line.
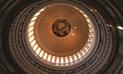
<box><xmin>6</xmin><ymin>0</ymin><xmax>117</xmax><ymax>74</ymax></box>
<box><xmin>26</xmin><ymin>3</ymin><xmax>97</xmax><ymax>69</ymax></box>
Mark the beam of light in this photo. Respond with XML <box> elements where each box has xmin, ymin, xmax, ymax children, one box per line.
<box><xmin>82</xmin><ymin>51</ymin><xmax>85</xmax><ymax>56</ymax></box>
<box><xmin>65</xmin><ymin>57</ymin><xmax>68</xmax><ymax>64</ymax></box>
<box><xmin>39</xmin><ymin>50</ymin><xmax>44</xmax><ymax>57</ymax></box>
<box><xmin>28</xmin><ymin>31</ymin><xmax>34</xmax><ymax>37</ymax></box>
<box><xmin>73</xmin><ymin>54</ymin><xmax>77</xmax><ymax>61</ymax></box>
<box><xmin>36</xmin><ymin>48</ymin><xmax>41</xmax><ymax>55</ymax></box>
<box><xmin>32</xmin><ymin>44</ymin><xmax>38</xmax><ymax>51</ymax></box>
<box><xmin>30</xmin><ymin>40</ymin><xmax>36</xmax><ymax>47</ymax></box>
<box><xmin>34</xmin><ymin>12</ymin><xmax>40</xmax><ymax>16</ymax></box>
<box><xmin>31</xmin><ymin>16</ymin><xmax>37</xmax><ymax>21</ymax></box>
<box><xmin>77</xmin><ymin>52</ymin><xmax>81</xmax><ymax>59</ymax></box>
<box><xmin>87</xmin><ymin>19</ymin><xmax>91</xmax><ymax>23</ymax></box>
<box><xmin>69</xmin><ymin>56</ymin><xmax>73</xmax><ymax>63</ymax></box>
<box><xmin>84</xmin><ymin>14</ymin><xmax>88</xmax><ymax>18</ymax></box>
<box><xmin>60</xmin><ymin>57</ymin><xmax>64</xmax><ymax>64</ymax></box>
<box><xmin>28</xmin><ymin>27</ymin><xmax>34</xmax><ymax>32</ymax></box>
<box><xmin>29</xmin><ymin>22</ymin><xmax>35</xmax><ymax>27</ymax></box>
<box><xmin>29</xmin><ymin>36</ymin><xmax>34</xmax><ymax>43</ymax></box>
<box><xmin>51</xmin><ymin>56</ymin><xmax>55</xmax><ymax>63</ymax></box>
<box><xmin>43</xmin><ymin>53</ymin><xmax>48</xmax><ymax>60</ymax></box>
<box><xmin>47</xmin><ymin>55</ymin><xmax>51</xmax><ymax>62</ymax></box>
<box><xmin>56</xmin><ymin>57</ymin><xmax>59</xmax><ymax>64</ymax></box>
<box><xmin>40</xmin><ymin>8</ymin><xmax>45</xmax><ymax>12</ymax></box>
<box><xmin>118</xmin><ymin>26</ymin><xmax>123</xmax><ymax>30</ymax></box>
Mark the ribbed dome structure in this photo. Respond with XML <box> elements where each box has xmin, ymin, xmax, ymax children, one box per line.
<box><xmin>27</xmin><ymin>4</ymin><xmax>96</xmax><ymax>67</ymax></box>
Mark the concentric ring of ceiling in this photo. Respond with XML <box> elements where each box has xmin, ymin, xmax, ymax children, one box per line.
<box><xmin>7</xmin><ymin>0</ymin><xmax>116</xmax><ymax>73</ymax></box>
<box><xmin>27</xmin><ymin>4</ymin><xmax>96</xmax><ymax>67</ymax></box>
